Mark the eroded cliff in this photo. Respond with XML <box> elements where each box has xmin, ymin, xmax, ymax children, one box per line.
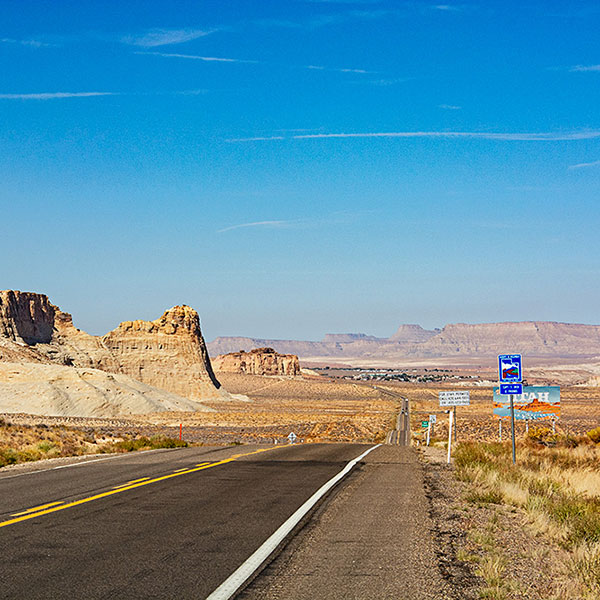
<box><xmin>212</xmin><ymin>347</ymin><xmax>301</xmax><ymax>376</ymax></box>
<box><xmin>0</xmin><ymin>290</ymin><xmax>228</xmax><ymax>414</ymax></box>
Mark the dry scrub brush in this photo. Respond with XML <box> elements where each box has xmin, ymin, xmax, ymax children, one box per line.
<box><xmin>0</xmin><ymin>418</ymin><xmax>186</xmax><ymax>468</ymax></box>
<box><xmin>455</xmin><ymin>430</ymin><xmax>600</xmax><ymax>598</ymax></box>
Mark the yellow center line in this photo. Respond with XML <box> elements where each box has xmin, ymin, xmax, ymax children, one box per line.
<box><xmin>11</xmin><ymin>501</ymin><xmax>64</xmax><ymax>517</ymax></box>
<box><xmin>195</xmin><ymin>462</ymin><xmax>210</xmax><ymax>467</ymax></box>
<box><xmin>173</xmin><ymin>468</ymin><xmax>191</xmax><ymax>473</ymax></box>
<box><xmin>0</xmin><ymin>447</ymin><xmax>276</xmax><ymax>530</ymax></box>
<box><xmin>112</xmin><ymin>477</ymin><xmax>150</xmax><ymax>489</ymax></box>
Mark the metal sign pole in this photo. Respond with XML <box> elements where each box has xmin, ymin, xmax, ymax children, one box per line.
<box><xmin>447</xmin><ymin>409</ymin><xmax>454</xmax><ymax>464</ymax></box>
<box><xmin>499</xmin><ymin>418</ymin><xmax>502</xmax><ymax>442</ymax></box>
<box><xmin>426</xmin><ymin>421</ymin><xmax>431</xmax><ymax>446</ymax></box>
<box><xmin>453</xmin><ymin>406</ymin><xmax>457</xmax><ymax>442</ymax></box>
<box><xmin>509</xmin><ymin>394</ymin><xmax>516</xmax><ymax>464</ymax></box>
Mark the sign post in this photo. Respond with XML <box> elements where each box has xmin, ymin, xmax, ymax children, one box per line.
<box><xmin>447</xmin><ymin>408</ymin><xmax>454</xmax><ymax>464</ymax></box>
<box><xmin>453</xmin><ymin>406</ymin><xmax>457</xmax><ymax>442</ymax></box>
<box><xmin>439</xmin><ymin>392</ymin><xmax>468</xmax><ymax>463</ymax></box>
<box><xmin>499</xmin><ymin>354</ymin><xmax>523</xmax><ymax>465</ymax></box>
<box><xmin>425</xmin><ymin>414</ymin><xmax>436</xmax><ymax>447</ymax></box>
<box><xmin>509</xmin><ymin>394</ymin><xmax>516</xmax><ymax>463</ymax></box>
<box><xmin>287</xmin><ymin>432</ymin><xmax>297</xmax><ymax>445</ymax></box>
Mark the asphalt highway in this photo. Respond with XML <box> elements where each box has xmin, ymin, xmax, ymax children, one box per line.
<box><xmin>0</xmin><ymin>443</ymin><xmax>374</xmax><ymax>599</ymax></box>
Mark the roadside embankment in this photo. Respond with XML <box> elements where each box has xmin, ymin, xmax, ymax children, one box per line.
<box><xmin>420</xmin><ymin>429</ymin><xmax>600</xmax><ymax>599</ymax></box>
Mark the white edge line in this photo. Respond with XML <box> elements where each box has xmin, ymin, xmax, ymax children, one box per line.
<box><xmin>205</xmin><ymin>443</ymin><xmax>382</xmax><ymax>600</ymax></box>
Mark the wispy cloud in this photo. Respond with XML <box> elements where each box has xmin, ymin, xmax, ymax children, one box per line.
<box><xmin>121</xmin><ymin>28</ymin><xmax>214</xmax><ymax>48</ymax></box>
<box><xmin>569</xmin><ymin>159</ymin><xmax>600</xmax><ymax>169</ymax></box>
<box><xmin>438</xmin><ymin>104</ymin><xmax>462</xmax><ymax>110</ymax></box>
<box><xmin>569</xmin><ymin>64</ymin><xmax>600</xmax><ymax>72</ymax></box>
<box><xmin>226</xmin><ymin>136</ymin><xmax>287</xmax><ymax>142</ymax></box>
<box><xmin>135</xmin><ymin>51</ymin><xmax>258</xmax><ymax>63</ymax></box>
<box><xmin>0</xmin><ymin>37</ymin><xmax>49</xmax><ymax>48</ymax></box>
<box><xmin>0</xmin><ymin>92</ymin><xmax>117</xmax><ymax>100</ymax></box>
<box><xmin>170</xmin><ymin>89</ymin><xmax>209</xmax><ymax>96</ymax></box>
<box><xmin>217</xmin><ymin>220</ymin><xmax>293</xmax><ymax>233</ymax></box>
<box><xmin>432</xmin><ymin>4</ymin><xmax>463</xmax><ymax>11</ymax></box>
<box><xmin>305</xmin><ymin>64</ymin><xmax>374</xmax><ymax>74</ymax></box>
<box><xmin>349</xmin><ymin>77</ymin><xmax>411</xmax><ymax>86</ymax></box>
<box><xmin>137</xmin><ymin>52</ymin><xmax>372</xmax><ymax>74</ymax></box>
<box><xmin>302</xmin><ymin>0</ymin><xmax>383</xmax><ymax>4</ymax></box>
<box><xmin>228</xmin><ymin>130</ymin><xmax>600</xmax><ymax>142</ymax></box>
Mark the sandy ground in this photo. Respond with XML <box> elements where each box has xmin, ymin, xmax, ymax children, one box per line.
<box><xmin>1</xmin><ymin>374</ymin><xmax>399</xmax><ymax>445</ymax></box>
<box><xmin>2</xmin><ymin>374</ymin><xmax>598</xmax><ymax>446</ymax></box>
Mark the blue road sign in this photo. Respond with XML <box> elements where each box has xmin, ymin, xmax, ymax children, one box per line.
<box><xmin>498</xmin><ymin>354</ymin><xmax>522</xmax><ymax>383</ymax></box>
<box><xmin>500</xmin><ymin>383</ymin><xmax>523</xmax><ymax>395</ymax></box>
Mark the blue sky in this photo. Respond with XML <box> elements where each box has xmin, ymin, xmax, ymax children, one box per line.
<box><xmin>1</xmin><ymin>0</ymin><xmax>599</xmax><ymax>340</ymax></box>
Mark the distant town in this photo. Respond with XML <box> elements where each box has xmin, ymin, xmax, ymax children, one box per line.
<box><xmin>313</xmin><ymin>367</ymin><xmax>483</xmax><ymax>384</ymax></box>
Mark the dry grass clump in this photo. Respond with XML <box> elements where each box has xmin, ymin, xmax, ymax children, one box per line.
<box><xmin>0</xmin><ymin>418</ymin><xmax>186</xmax><ymax>468</ymax></box>
<box><xmin>455</xmin><ymin>432</ymin><xmax>600</xmax><ymax>597</ymax></box>
<box><xmin>106</xmin><ymin>436</ymin><xmax>187</xmax><ymax>452</ymax></box>
<box><xmin>0</xmin><ymin>417</ymin><xmax>94</xmax><ymax>467</ymax></box>
<box><xmin>587</xmin><ymin>427</ymin><xmax>600</xmax><ymax>444</ymax></box>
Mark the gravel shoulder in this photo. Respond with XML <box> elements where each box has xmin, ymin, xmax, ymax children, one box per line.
<box><xmin>419</xmin><ymin>444</ymin><xmax>580</xmax><ymax>600</ymax></box>
<box><xmin>240</xmin><ymin>445</ymin><xmax>467</xmax><ymax>600</ymax></box>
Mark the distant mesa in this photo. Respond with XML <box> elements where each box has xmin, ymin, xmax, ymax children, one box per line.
<box><xmin>208</xmin><ymin>321</ymin><xmax>600</xmax><ymax>361</ymax></box>
<box><xmin>0</xmin><ymin>290</ymin><xmax>230</xmax><ymax>417</ymax></box>
<box><xmin>322</xmin><ymin>333</ymin><xmax>382</xmax><ymax>343</ymax></box>
<box><xmin>388</xmin><ymin>324</ymin><xmax>439</xmax><ymax>343</ymax></box>
<box><xmin>212</xmin><ymin>347</ymin><xmax>300</xmax><ymax>376</ymax></box>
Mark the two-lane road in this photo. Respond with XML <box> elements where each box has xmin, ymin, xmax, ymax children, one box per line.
<box><xmin>0</xmin><ymin>443</ymin><xmax>375</xmax><ymax>599</ymax></box>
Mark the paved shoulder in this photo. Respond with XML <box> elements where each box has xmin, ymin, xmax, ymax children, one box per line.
<box><xmin>240</xmin><ymin>445</ymin><xmax>450</xmax><ymax>600</ymax></box>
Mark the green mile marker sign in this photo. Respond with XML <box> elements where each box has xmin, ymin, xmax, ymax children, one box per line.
<box><xmin>421</xmin><ymin>420</ymin><xmax>429</xmax><ymax>428</ymax></box>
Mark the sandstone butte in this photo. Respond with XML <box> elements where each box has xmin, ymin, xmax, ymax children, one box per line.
<box><xmin>212</xmin><ymin>347</ymin><xmax>300</xmax><ymax>376</ymax></box>
<box><xmin>0</xmin><ymin>290</ymin><xmax>229</xmax><ymax>406</ymax></box>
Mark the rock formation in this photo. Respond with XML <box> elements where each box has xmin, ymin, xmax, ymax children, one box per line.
<box><xmin>388</xmin><ymin>324</ymin><xmax>438</xmax><ymax>343</ymax></box>
<box><xmin>0</xmin><ymin>362</ymin><xmax>214</xmax><ymax>418</ymax></box>
<box><xmin>0</xmin><ymin>290</ymin><xmax>229</xmax><ymax>416</ymax></box>
<box><xmin>101</xmin><ymin>305</ymin><xmax>223</xmax><ymax>400</ymax></box>
<box><xmin>208</xmin><ymin>321</ymin><xmax>600</xmax><ymax>360</ymax></box>
<box><xmin>212</xmin><ymin>347</ymin><xmax>300</xmax><ymax>376</ymax></box>
<box><xmin>322</xmin><ymin>333</ymin><xmax>382</xmax><ymax>343</ymax></box>
<box><xmin>0</xmin><ymin>290</ymin><xmax>55</xmax><ymax>344</ymax></box>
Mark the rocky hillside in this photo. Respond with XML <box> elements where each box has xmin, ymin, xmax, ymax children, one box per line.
<box><xmin>208</xmin><ymin>321</ymin><xmax>600</xmax><ymax>361</ymax></box>
<box><xmin>0</xmin><ymin>290</ymin><xmax>230</xmax><ymax>416</ymax></box>
<box><xmin>212</xmin><ymin>347</ymin><xmax>300</xmax><ymax>376</ymax></box>
<box><xmin>0</xmin><ymin>363</ymin><xmax>214</xmax><ymax>417</ymax></box>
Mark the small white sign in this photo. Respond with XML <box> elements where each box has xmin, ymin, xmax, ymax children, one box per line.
<box><xmin>287</xmin><ymin>432</ymin><xmax>297</xmax><ymax>443</ymax></box>
<box><xmin>439</xmin><ymin>391</ymin><xmax>470</xmax><ymax>407</ymax></box>
<box><xmin>429</xmin><ymin>414</ymin><xmax>437</xmax><ymax>424</ymax></box>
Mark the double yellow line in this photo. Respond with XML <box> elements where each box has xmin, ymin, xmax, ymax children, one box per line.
<box><xmin>0</xmin><ymin>447</ymin><xmax>275</xmax><ymax>530</ymax></box>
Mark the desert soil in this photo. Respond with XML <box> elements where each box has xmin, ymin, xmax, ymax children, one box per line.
<box><xmin>3</xmin><ymin>376</ymin><xmax>598</xmax><ymax>446</ymax></box>
<box><xmin>421</xmin><ymin>445</ymin><xmax>583</xmax><ymax>599</ymax></box>
<box><xmin>2</xmin><ymin>374</ymin><xmax>399</xmax><ymax>446</ymax></box>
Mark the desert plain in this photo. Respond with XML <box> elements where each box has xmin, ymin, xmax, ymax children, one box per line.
<box><xmin>3</xmin><ymin>371</ymin><xmax>598</xmax><ymax>452</ymax></box>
